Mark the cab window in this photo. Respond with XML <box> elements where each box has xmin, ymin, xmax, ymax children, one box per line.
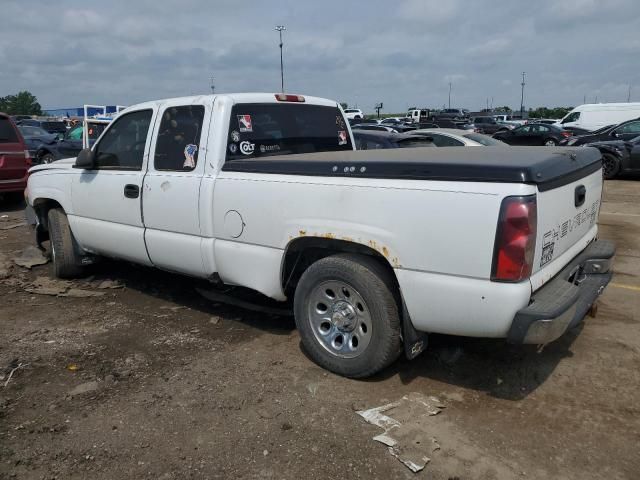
<box><xmin>93</xmin><ymin>110</ymin><xmax>152</xmax><ymax>170</ymax></box>
<box><xmin>154</xmin><ymin>105</ymin><xmax>205</xmax><ymax>171</ymax></box>
<box><xmin>562</xmin><ymin>111</ymin><xmax>580</xmax><ymax>123</ymax></box>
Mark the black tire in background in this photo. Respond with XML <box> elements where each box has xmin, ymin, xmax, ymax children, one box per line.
<box><xmin>602</xmin><ymin>153</ymin><xmax>621</xmax><ymax>180</ymax></box>
<box><xmin>294</xmin><ymin>254</ymin><xmax>402</xmax><ymax>378</ymax></box>
<box><xmin>40</xmin><ymin>152</ymin><xmax>55</xmax><ymax>164</ymax></box>
<box><xmin>47</xmin><ymin>208</ymin><xmax>84</xmax><ymax>278</ymax></box>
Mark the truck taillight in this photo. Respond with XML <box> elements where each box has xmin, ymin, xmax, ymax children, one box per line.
<box><xmin>275</xmin><ymin>93</ymin><xmax>305</xmax><ymax>102</ymax></box>
<box><xmin>24</xmin><ymin>150</ymin><xmax>32</xmax><ymax>167</ymax></box>
<box><xmin>491</xmin><ymin>195</ymin><xmax>537</xmax><ymax>282</ymax></box>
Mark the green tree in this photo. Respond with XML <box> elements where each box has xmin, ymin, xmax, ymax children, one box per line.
<box><xmin>0</xmin><ymin>91</ymin><xmax>42</xmax><ymax>115</ymax></box>
<box><xmin>339</xmin><ymin>102</ymin><xmax>348</xmax><ymax>110</ymax></box>
<box><xmin>495</xmin><ymin>106</ymin><xmax>512</xmax><ymax>113</ymax></box>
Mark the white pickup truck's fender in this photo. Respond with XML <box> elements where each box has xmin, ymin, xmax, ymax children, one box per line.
<box><xmin>27</xmin><ymin>160</ymin><xmax>77</xmax><ymax>214</ymax></box>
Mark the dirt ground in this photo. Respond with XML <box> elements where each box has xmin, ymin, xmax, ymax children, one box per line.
<box><xmin>0</xmin><ymin>180</ymin><xmax>639</xmax><ymax>480</ymax></box>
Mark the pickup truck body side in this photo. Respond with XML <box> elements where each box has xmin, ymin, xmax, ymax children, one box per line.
<box><xmin>26</xmin><ymin>93</ymin><xmax>613</xmax><ymax>379</ymax></box>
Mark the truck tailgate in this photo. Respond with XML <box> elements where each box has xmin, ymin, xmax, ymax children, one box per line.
<box><xmin>531</xmin><ymin>168</ymin><xmax>603</xmax><ymax>286</ymax></box>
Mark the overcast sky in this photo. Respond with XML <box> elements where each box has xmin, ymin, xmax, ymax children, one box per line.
<box><xmin>1</xmin><ymin>0</ymin><xmax>638</xmax><ymax>113</ymax></box>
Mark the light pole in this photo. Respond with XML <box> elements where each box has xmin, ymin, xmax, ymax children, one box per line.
<box><xmin>448</xmin><ymin>82</ymin><xmax>452</xmax><ymax>109</ymax></box>
<box><xmin>520</xmin><ymin>71</ymin><xmax>526</xmax><ymax>117</ymax></box>
<box><xmin>210</xmin><ymin>76</ymin><xmax>215</xmax><ymax>94</ymax></box>
<box><xmin>275</xmin><ymin>25</ymin><xmax>286</xmax><ymax>93</ymax></box>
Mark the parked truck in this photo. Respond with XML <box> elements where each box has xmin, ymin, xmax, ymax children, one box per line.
<box><xmin>25</xmin><ymin>92</ymin><xmax>615</xmax><ymax>378</ymax></box>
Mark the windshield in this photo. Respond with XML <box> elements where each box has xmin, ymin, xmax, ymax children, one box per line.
<box><xmin>591</xmin><ymin>124</ymin><xmax>614</xmax><ymax>134</ymax></box>
<box><xmin>19</xmin><ymin>126</ymin><xmax>49</xmax><ymax>136</ymax></box>
<box><xmin>226</xmin><ymin>103</ymin><xmax>352</xmax><ymax>161</ymax></box>
<box><xmin>463</xmin><ymin>133</ymin><xmax>506</xmax><ymax>146</ymax></box>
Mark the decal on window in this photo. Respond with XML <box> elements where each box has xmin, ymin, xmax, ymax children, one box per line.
<box><xmin>237</xmin><ymin>115</ymin><xmax>253</xmax><ymax>133</ymax></box>
<box><xmin>338</xmin><ymin>130</ymin><xmax>347</xmax><ymax>146</ymax></box>
<box><xmin>183</xmin><ymin>144</ymin><xmax>197</xmax><ymax>168</ymax></box>
<box><xmin>240</xmin><ymin>141</ymin><xmax>255</xmax><ymax>155</ymax></box>
<box><xmin>229</xmin><ymin>143</ymin><xmax>238</xmax><ymax>154</ymax></box>
<box><xmin>230</xmin><ymin>130</ymin><xmax>240</xmax><ymax>142</ymax></box>
<box><xmin>259</xmin><ymin>144</ymin><xmax>280</xmax><ymax>153</ymax></box>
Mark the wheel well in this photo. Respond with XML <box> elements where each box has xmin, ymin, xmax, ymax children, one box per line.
<box><xmin>281</xmin><ymin>237</ymin><xmax>398</xmax><ymax>298</ymax></box>
<box><xmin>32</xmin><ymin>198</ymin><xmax>63</xmax><ymax>235</ymax></box>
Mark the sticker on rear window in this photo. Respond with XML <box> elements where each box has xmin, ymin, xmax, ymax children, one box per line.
<box><xmin>237</xmin><ymin>115</ymin><xmax>252</xmax><ymax>133</ymax></box>
<box><xmin>338</xmin><ymin>130</ymin><xmax>347</xmax><ymax>145</ymax></box>
<box><xmin>240</xmin><ymin>141</ymin><xmax>255</xmax><ymax>155</ymax></box>
<box><xmin>230</xmin><ymin>130</ymin><xmax>240</xmax><ymax>142</ymax></box>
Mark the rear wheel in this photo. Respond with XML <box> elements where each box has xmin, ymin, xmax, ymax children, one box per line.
<box><xmin>544</xmin><ymin>138</ymin><xmax>558</xmax><ymax>146</ymax></box>
<box><xmin>602</xmin><ymin>153</ymin><xmax>621</xmax><ymax>179</ymax></box>
<box><xmin>47</xmin><ymin>208</ymin><xmax>84</xmax><ymax>278</ymax></box>
<box><xmin>294</xmin><ymin>254</ymin><xmax>402</xmax><ymax>378</ymax></box>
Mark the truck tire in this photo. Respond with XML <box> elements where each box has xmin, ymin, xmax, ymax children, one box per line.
<box><xmin>602</xmin><ymin>153</ymin><xmax>621</xmax><ymax>179</ymax></box>
<box><xmin>40</xmin><ymin>152</ymin><xmax>55</xmax><ymax>164</ymax></box>
<box><xmin>47</xmin><ymin>208</ymin><xmax>84</xmax><ymax>278</ymax></box>
<box><xmin>294</xmin><ymin>254</ymin><xmax>402</xmax><ymax>378</ymax></box>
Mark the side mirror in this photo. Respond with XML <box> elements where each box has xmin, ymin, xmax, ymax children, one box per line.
<box><xmin>74</xmin><ymin>148</ymin><xmax>95</xmax><ymax>169</ymax></box>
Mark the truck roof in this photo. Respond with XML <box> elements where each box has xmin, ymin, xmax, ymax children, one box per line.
<box><xmin>123</xmin><ymin>93</ymin><xmax>338</xmax><ymax>112</ymax></box>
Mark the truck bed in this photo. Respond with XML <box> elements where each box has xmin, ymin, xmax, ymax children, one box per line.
<box><xmin>222</xmin><ymin>146</ymin><xmax>602</xmax><ymax>190</ymax></box>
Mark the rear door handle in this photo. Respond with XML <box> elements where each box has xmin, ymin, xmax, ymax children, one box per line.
<box><xmin>575</xmin><ymin>185</ymin><xmax>586</xmax><ymax>207</ymax></box>
<box><xmin>124</xmin><ymin>184</ymin><xmax>140</xmax><ymax>199</ymax></box>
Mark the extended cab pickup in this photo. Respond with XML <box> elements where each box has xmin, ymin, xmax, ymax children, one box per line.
<box><xmin>26</xmin><ymin>93</ymin><xmax>615</xmax><ymax>378</ymax></box>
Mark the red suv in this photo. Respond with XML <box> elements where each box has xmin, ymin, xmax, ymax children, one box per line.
<box><xmin>0</xmin><ymin>113</ymin><xmax>31</xmax><ymax>195</ymax></box>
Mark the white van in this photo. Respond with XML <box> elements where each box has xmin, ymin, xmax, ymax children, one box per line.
<box><xmin>556</xmin><ymin>103</ymin><xmax>640</xmax><ymax>131</ymax></box>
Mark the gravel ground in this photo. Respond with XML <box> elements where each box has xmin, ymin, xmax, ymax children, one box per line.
<box><xmin>0</xmin><ymin>179</ymin><xmax>639</xmax><ymax>480</ymax></box>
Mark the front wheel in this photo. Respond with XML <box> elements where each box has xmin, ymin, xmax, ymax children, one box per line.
<box><xmin>602</xmin><ymin>153</ymin><xmax>621</xmax><ymax>179</ymax></box>
<box><xmin>294</xmin><ymin>254</ymin><xmax>402</xmax><ymax>378</ymax></box>
<box><xmin>48</xmin><ymin>208</ymin><xmax>84</xmax><ymax>278</ymax></box>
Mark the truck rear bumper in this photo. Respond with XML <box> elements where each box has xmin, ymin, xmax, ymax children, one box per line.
<box><xmin>508</xmin><ymin>239</ymin><xmax>615</xmax><ymax>344</ymax></box>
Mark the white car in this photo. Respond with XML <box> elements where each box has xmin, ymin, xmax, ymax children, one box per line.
<box><xmin>413</xmin><ymin>128</ymin><xmax>507</xmax><ymax>146</ymax></box>
<box><xmin>343</xmin><ymin>108</ymin><xmax>364</xmax><ymax>120</ymax></box>
<box><xmin>25</xmin><ymin>92</ymin><xmax>615</xmax><ymax>378</ymax></box>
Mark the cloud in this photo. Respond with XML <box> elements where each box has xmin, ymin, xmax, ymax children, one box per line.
<box><xmin>0</xmin><ymin>0</ymin><xmax>638</xmax><ymax>113</ymax></box>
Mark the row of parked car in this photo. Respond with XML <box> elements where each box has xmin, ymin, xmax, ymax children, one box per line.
<box><xmin>350</xmin><ymin>114</ymin><xmax>640</xmax><ymax>179</ymax></box>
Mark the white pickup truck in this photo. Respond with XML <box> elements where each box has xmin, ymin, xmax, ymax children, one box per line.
<box><xmin>25</xmin><ymin>92</ymin><xmax>615</xmax><ymax>378</ymax></box>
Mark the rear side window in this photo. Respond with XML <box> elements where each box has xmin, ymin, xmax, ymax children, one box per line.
<box><xmin>93</xmin><ymin>110</ymin><xmax>152</xmax><ymax>170</ymax></box>
<box><xmin>226</xmin><ymin>103</ymin><xmax>352</xmax><ymax>161</ymax></box>
<box><xmin>0</xmin><ymin>117</ymin><xmax>19</xmax><ymax>143</ymax></box>
<box><xmin>617</xmin><ymin>121</ymin><xmax>640</xmax><ymax>134</ymax></box>
<box><xmin>154</xmin><ymin>105</ymin><xmax>205</xmax><ymax>171</ymax></box>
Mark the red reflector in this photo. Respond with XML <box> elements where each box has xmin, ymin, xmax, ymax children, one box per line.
<box><xmin>491</xmin><ymin>196</ymin><xmax>537</xmax><ymax>282</ymax></box>
<box><xmin>275</xmin><ymin>93</ymin><xmax>305</xmax><ymax>102</ymax></box>
<box><xmin>561</xmin><ymin>131</ymin><xmax>571</xmax><ymax>137</ymax></box>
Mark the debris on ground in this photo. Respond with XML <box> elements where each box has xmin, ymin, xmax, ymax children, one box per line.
<box><xmin>24</xmin><ymin>276</ymin><xmax>106</xmax><ymax>297</ymax></box>
<box><xmin>356</xmin><ymin>393</ymin><xmax>445</xmax><ymax>473</ymax></box>
<box><xmin>0</xmin><ymin>253</ymin><xmax>11</xmax><ymax>279</ymax></box>
<box><xmin>0</xmin><ymin>221</ymin><xmax>27</xmax><ymax>231</ymax></box>
<box><xmin>2</xmin><ymin>359</ymin><xmax>29</xmax><ymax>388</ymax></box>
<box><xmin>68</xmin><ymin>381</ymin><xmax>100</xmax><ymax>397</ymax></box>
<box><xmin>13</xmin><ymin>246</ymin><xmax>49</xmax><ymax>269</ymax></box>
<box><xmin>96</xmin><ymin>279</ymin><xmax>124</xmax><ymax>289</ymax></box>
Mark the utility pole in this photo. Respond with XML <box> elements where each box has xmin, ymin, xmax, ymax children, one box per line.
<box><xmin>486</xmin><ymin>98</ymin><xmax>489</xmax><ymax>111</ymax></box>
<box><xmin>628</xmin><ymin>84</ymin><xmax>632</xmax><ymax>102</ymax></box>
<box><xmin>375</xmin><ymin>102</ymin><xmax>383</xmax><ymax>118</ymax></box>
<box><xmin>275</xmin><ymin>26</ymin><xmax>286</xmax><ymax>93</ymax></box>
<box><xmin>448</xmin><ymin>82</ymin><xmax>452</xmax><ymax>109</ymax></box>
<box><xmin>210</xmin><ymin>76</ymin><xmax>215</xmax><ymax>94</ymax></box>
<box><xmin>583</xmin><ymin>94</ymin><xmax>586</xmax><ymax>104</ymax></box>
<box><xmin>491</xmin><ymin>97</ymin><xmax>494</xmax><ymax>110</ymax></box>
<box><xmin>520</xmin><ymin>71</ymin><xmax>526</xmax><ymax>117</ymax></box>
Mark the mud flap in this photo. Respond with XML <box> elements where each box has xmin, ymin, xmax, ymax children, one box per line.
<box><xmin>401</xmin><ymin>298</ymin><xmax>428</xmax><ymax>360</ymax></box>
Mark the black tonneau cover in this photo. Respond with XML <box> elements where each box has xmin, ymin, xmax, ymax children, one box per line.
<box><xmin>222</xmin><ymin>146</ymin><xmax>602</xmax><ymax>191</ymax></box>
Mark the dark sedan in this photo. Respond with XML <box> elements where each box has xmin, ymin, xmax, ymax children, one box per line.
<box><xmin>493</xmin><ymin>123</ymin><xmax>570</xmax><ymax>146</ymax></box>
<box><xmin>352</xmin><ymin>130</ymin><xmax>436</xmax><ymax>150</ymax></box>
<box><xmin>560</xmin><ymin>118</ymin><xmax>640</xmax><ymax>146</ymax></box>
<box><xmin>33</xmin><ymin>124</ymin><xmax>106</xmax><ymax>163</ymax></box>
<box><xmin>584</xmin><ymin>135</ymin><xmax>640</xmax><ymax>179</ymax></box>
<box><xmin>471</xmin><ymin>116</ymin><xmax>512</xmax><ymax>135</ymax></box>
<box><xmin>17</xmin><ymin>125</ymin><xmax>58</xmax><ymax>159</ymax></box>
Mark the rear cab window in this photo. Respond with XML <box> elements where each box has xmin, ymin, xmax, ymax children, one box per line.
<box><xmin>226</xmin><ymin>103</ymin><xmax>352</xmax><ymax>161</ymax></box>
